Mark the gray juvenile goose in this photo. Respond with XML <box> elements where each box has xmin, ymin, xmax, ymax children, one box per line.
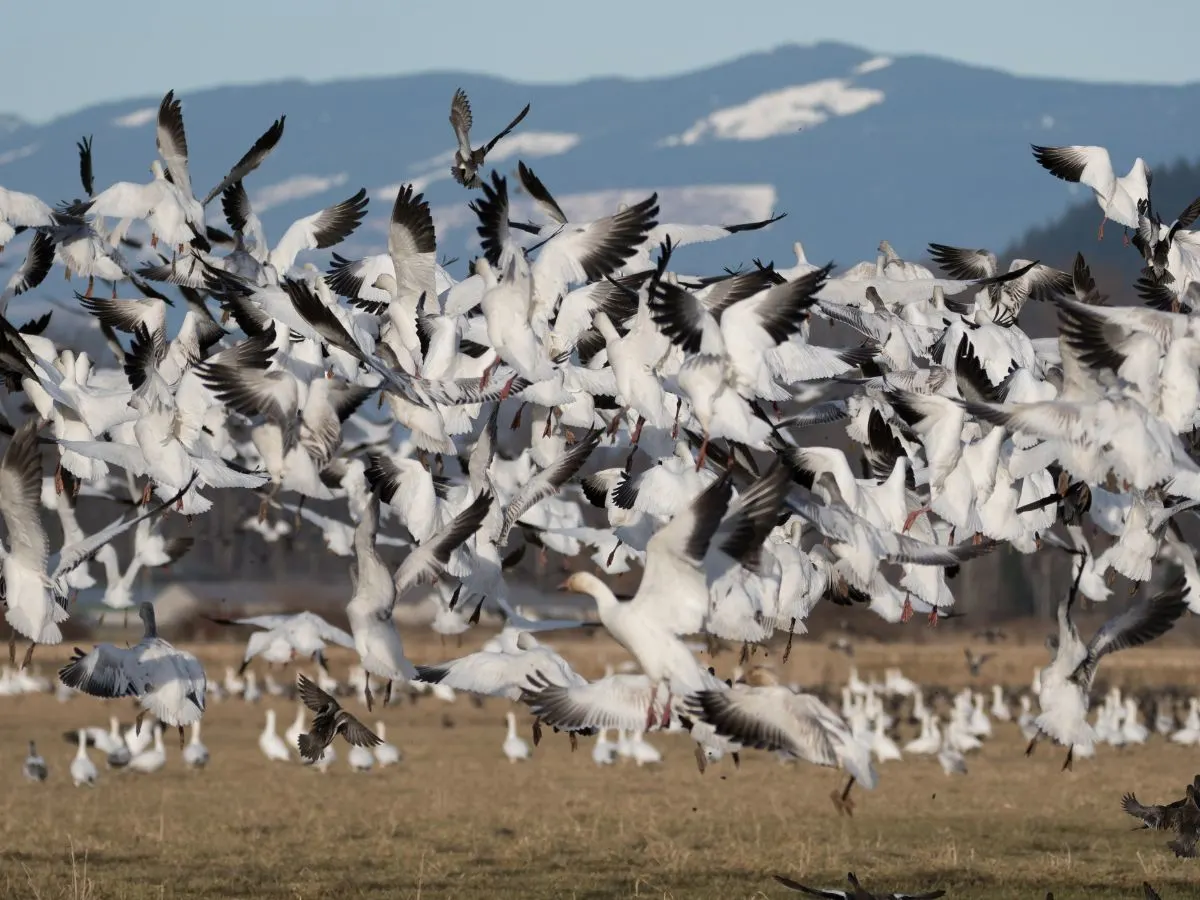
<box><xmin>22</xmin><ymin>741</ymin><xmax>47</xmax><ymax>782</ymax></box>
<box><xmin>295</xmin><ymin>673</ymin><xmax>381</xmax><ymax>764</ymax></box>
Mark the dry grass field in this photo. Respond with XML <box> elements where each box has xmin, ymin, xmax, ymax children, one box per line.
<box><xmin>2</xmin><ymin>631</ymin><xmax>1199</xmax><ymax>900</ymax></box>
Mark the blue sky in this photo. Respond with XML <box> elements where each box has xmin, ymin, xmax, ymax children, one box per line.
<box><xmin>3</xmin><ymin>0</ymin><xmax>1198</xmax><ymax>122</ymax></box>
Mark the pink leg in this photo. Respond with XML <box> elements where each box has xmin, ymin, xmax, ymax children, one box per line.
<box><xmin>902</xmin><ymin>506</ymin><xmax>929</xmax><ymax>533</ymax></box>
<box><xmin>630</xmin><ymin>415</ymin><xmax>646</xmax><ymax>447</ymax></box>
<box><xmin>478</xmin><ymin>357</ymin><xmax>500</xmax><ymax>390</ymax></box>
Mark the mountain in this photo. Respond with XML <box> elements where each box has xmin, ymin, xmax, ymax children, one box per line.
<box><xmin>2</xmin><ymin>41</ymin><xmax>1200</xmax><ymax>277</ymax></box>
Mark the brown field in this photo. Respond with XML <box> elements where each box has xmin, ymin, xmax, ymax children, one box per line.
<box><xmin>2</xmin><ymin>632</ymin><xmax>1199</xmax><ymax>900</ymax></box>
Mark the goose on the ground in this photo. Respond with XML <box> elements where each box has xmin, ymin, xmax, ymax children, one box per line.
<box><xmin>22</xmin><ymin>740</ymin><xmax>47</xmax><ymax>782</ymax></box>
<box><xmin>70</xmin><ymin>729</ymin><xmax>98</xmax><ymax>786</ymax></box>
<box><xmin>503</xmin><ymin>710</ymin><xmax>531</xmax><ymax>762</ymax></box>
<box><xmin>182</xmin><ymin>721</ymin><xmax>209</xmax><ymax>769</ymax></box>
<box><xmin>373</xmin><ymin>722</ymin><xmax>402</xmax><ymax>767</ymax></box>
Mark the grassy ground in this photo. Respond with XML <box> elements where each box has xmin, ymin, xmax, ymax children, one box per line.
<box><xmin>2</xmin><ymin>634</ymin><xmax>1198</xmax><ymax>899</ymax></box>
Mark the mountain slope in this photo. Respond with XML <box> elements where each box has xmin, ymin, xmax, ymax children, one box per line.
<box><xmin>2</xmin><ymin>41</ymin><xmax>1199</xmax><ymax>275</ymax></box>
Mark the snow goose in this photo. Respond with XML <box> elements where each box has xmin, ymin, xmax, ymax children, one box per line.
<box><xmin>1031</xmin><ymin>144</ymin><xmax>1150</xmax><ymax>238</ymax></box>
<box><xmin>58</xmin><ymin>601</ymin><xmax>207</xmax><ymax>747</ymax></box>
<box><xmin>217</xmin><ymin>179</ymin><xmax>367</xmax><ymax>279</ymax></box>
<box><xmin>591</xmin><ymin>728</ymin><xmax>617</xmax><ymax>765</ymax></box>
<box><xmin>684</xmin><ymin>666</ymin><xmax>876</xmax><ymax>814</ymax></box>
<box><xmin>22</xmin><ymin>740</ymin><xmax>47</xmax><ymax>781</ymax></box>
<box><xmin>521</xmin><ymin>670</ymin><xmax>667</xmax><ymax>736</ymax></box>
<box><xmin>449</xmin><ymin>88</ymin><xmax>531</xmax><ymax>189</ymax></box>
<box><xmin>128</xmin><ymin>725</ymin><xmax>166</xmax><ymax>774</ymax></box>
<box><xmin>938</xmin><ymin>729</ymin><xmax>967</xmax><ymax>776</ymax></box>
<box><xmin>1122</xmin><ymin>697</ymin><xmax>1150</xmax><ymax>745</ymax></box>
<box><xmin>206</xmin><ymin>611</ymin><xmax>356</xmax><ymax>674</ymax></box>
<box><xmin>93</xmin><ymin>495</ymin><xmax>194</xmax><ymax>609</ymax></box>
<box><xmin>84</xmin><ymin>92</ymin><xmax>207</xmax><ymax>252</ymax></box>
<box><xmin>71</xmin><ymin>729</ymin><xmax>98</xmax><ymax>786</ymax></box>
<box><xmin>926</xmin><ymin>242</ymin><xmax>1071</xmax><ymax>326</ymax></box>
<box><xmin>348</xmin><ymin>743</ymin><xmax>375</xmax><ymax>772</ymax></box>
<box><xmin>1030</xmin><ymin>559</ymin><xmax>1189</xmax><ymax>769</ymax></box>
<box><xmin>503</xmin><ymin>711</ymin><xmax>531</xmax><ymax>762</ymax></box>
<box><xmin>2</xmin><ymin>420</ymin><xmax>192</xmax><ymax>665</ymax></box>
<box><xmin>904</xmin><ymin>715</ymin><xmax>940</xmax><ymax>755</ymax></box>
<box><xmin>373</xmin><ymin>722</ymin><xmax>402</xmax><ymax>767</ymax></box>
<box><xmin>295</xmin><ymin>673</ymin><xmax>381</xmax><ymax>763</ymax></box>
<box><xmin>870</xmin><ymin>716</ymin><xmax>902</xmax><ymax>763</ymax></box>
<box><xmin>106</xmin><ymin>717</ymin><xmax>132</xmax><ymax>769</ymax></box>
<box><xmin>0</xmin><ymin>231</ymin><xmax>55</xmax><ymax>313</ymax></box>
<box><xmin>1170</xmin><ymin>700</ymin><xmax>1200</xmax><ymax>745</ymax></box>
<box><xmin>416</xmin><ymin>629</ymin><xmax>582</xmax><ymax>701</ymax></box>
<box><xmin>182</xmin><ymin>721</ymin><xmax>209</xmax><ymax>769</ymax></box>
<box><xmin>476</xmin><ymin>166</ymin><xmax>659</xmax><ymax>343</ymax></box>
<box><xmin>628</xmin><ymin>730</ymin><xmax>661</xmax><ymax>766</ymax></box>
<box><xmin>990</xmin><ymin>685</ymin><xmax>1011</xmax><ymax>722</ymax></box>
<box><xmin>557</xmin><ymin>471</ymin><xmax>739</xmax><ymax>728</ymax></box>
<box><xmin>347</xmin><ymin>490</ymin><xmax>491</xmax><ymax>709</ymax></box>
<box><xmin>0</xmin><ymin>186</ymin><xmax>54</xmax><ymax>250</ymax></box>
<box><xmin>259</xmin><ymin>709</ymin><xmax>291</xmax><ymax>762</ymax></box>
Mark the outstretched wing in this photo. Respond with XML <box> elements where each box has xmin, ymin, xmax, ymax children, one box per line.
<box><xmin>296</xmin><ymin>672</ymin><xmax>336</xmax><ymax>713</ymax></box>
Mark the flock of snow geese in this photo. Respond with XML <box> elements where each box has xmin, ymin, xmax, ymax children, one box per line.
<box><xmin>3</xmin><ymin>86</ymin><xmax>1200</xmax><ymax>873</ymax></box>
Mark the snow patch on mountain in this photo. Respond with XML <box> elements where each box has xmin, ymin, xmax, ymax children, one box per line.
<box><xmin>660</xmin><ymin>79</ymin><xmax>884</xmax><ymax>145</ymax></box>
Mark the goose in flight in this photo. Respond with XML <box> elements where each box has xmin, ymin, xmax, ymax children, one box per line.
<box><xmin>205</xmin><ymin>610</ymin><xmax>356</xmax><ymax>674</ymax></box>
<box><xmin>1122</xmin><ymin>775</ymin><xmax>1200</xmax><ymax>858</ymax></box>
<box><xmin>2</xmin><ymin>419</ymin><xmax>194</xmax><ymax>667</ymax></box>
<box><xmin>684</xmin><ymin>666</ymin><xmax>876</xmax><ymax>815</ymax></box>
<box><xmin>1029</xmin><ymin>558</ymin><xmax>1189</xmax><ymax>769</ymax></box>
<box><xmin>295</xmin><ymin>672</ymin><xmax>381</xmax><ymax>763</ymax></box>
<box><xmin>449</xmin><ymin>88</ymin><xmax>531</xmax><ymax>188</ymax></box>
<box><xmin>1031</xmin><ymin>144</ymin><xmax>1150</xmax><ymax>239</ymax></box>
<box><xmin>0</xmin><ymin>186</ymin><xmax>54</xmax><ymax>252</ymax></box>
<box><xmin>82</xmin><ymin>91</ymin><xmax>208</xmax><ymax>252</ymax></box>
<box><xmin>58</xmin><ymin>601</ymin><xmax>207</xmax><ymax>748</ymax></box>
<box><xmin>925</xmin><ymin>242</ymin><xmax>1071</xmax><ymax>325</ymax></box>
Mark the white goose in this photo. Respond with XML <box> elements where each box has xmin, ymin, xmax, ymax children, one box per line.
<box><xmin>1032</xmin><ymin>144</ymin><xmax>1150</xmax><ymax>237</ymax></box>
<box><xmin>182</xmin><ymin>721</ymin><xmax>209</xmax><ymax>769</ymax></box>
<box><xmin>347</xmin><ymin>491</ymin><xmax>491</xmax><ymax>710</ymax></box>
<box><xmin>1031</xmin><ymin>560</ymin><xmax>1188</xmax><ymax>768</ymax></box>
<box><xmin>85</xmin><ymin>92</ymin><xmax>206</xmax><ymax>251</ymax></box>
<box><xmin>259</xmin><ymin>709</ymin><xmax>292</xmax><ymax>762</ymax></box>
<box><xmin>70</xmin><ymin>729</ymin><xmax>98</xmax><ymax>787</ymax></box>
<box><xmin>128</xmin><ymin>725</ymin><xmax>166</xmax><ymax>774</ymax></box>
<box><xmin>0</xmin><ymin>185</ymin><xmax>54</xmax><ymax>250</ymax></box>
<box><xmin>373</xmin><ymin>722</ymin><xmax>402</xmax><ymax>767</ymax></box>
<box><xmin>503</xmin><ymin>711</ymin><xmax>531</xmax><ymax>762</ymax></box>
<box><xmin>58</xmin><ymin>602</ymin><xmax>207</xmax><ymax>748</ymax></box>
<box><xmin>2</xmin><ymin>420</ymin><xmax>187</xmax><ymax>665</ymax></box>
